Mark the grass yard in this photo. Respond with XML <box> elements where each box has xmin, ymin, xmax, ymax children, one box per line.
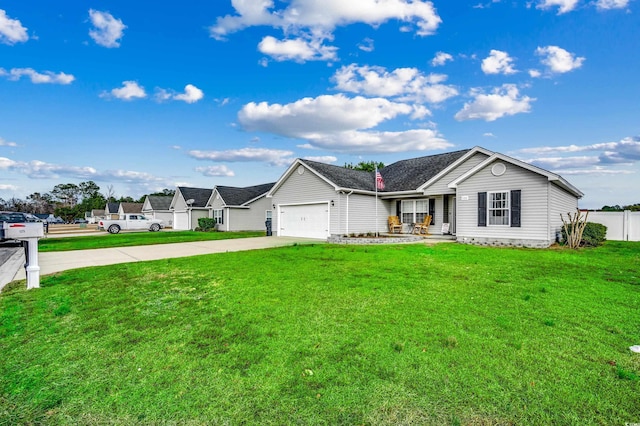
<box><xmin>1</xmin><ymin>241</ymin><xmax>639</xmax><ymax>425</ymax></box>
<box><xmin>38</xmin><ymin>230</ymin><xmax>265</xmax><ymax>252</ymax></box>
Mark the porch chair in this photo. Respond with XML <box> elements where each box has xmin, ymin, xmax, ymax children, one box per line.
<box><xmin>412</xmin><ymin>215</ymin><xmax>432</xmax><ymax>235</ymax></box>
<box><xmin>388</xmin><ymin>216</ymin><xmax>403</xmax><ymax>233</ymax></box>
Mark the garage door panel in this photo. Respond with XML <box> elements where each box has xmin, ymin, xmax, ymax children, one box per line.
<box><xmin>280</xmin><ymin>204</ymin><xmax>328</xmax><ymax>239</ymax></box>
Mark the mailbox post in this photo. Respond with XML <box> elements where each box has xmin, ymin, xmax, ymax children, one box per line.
<box><xmin>2</xmin><ymin>222</ymin><xmax>44</xmax><ymax>289</ymax></box>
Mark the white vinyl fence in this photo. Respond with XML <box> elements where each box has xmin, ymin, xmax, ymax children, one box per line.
<box><xmin>586</xmin><ymin>211</ymin><xmax>640</xmax><ymax>241</ymax></box>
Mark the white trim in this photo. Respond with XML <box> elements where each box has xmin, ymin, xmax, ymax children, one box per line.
<box><xmin>448</xmin><ymin>152</ymin><xmax>584</xmax><ymax>198</ymax></box>
<box><xmin>487</xmin><ymin>190</ymin><xmax>510</xmax><ymax>226</ymax></box>
<box><xmin>276</xmin><ymin>201</ymin><xmax>331</xmax><ymax>238</ymax></box>
<box><xmin>417</xmin><ymin>146</ymin><xmax>494</xmax><ymax>191</ymax></box>
<box><xmin>267</xmin><ymin>159</ymin><xmax>339</xmax><ymax>197</ymax></box>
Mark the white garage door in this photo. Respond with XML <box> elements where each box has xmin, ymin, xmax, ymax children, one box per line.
<box><xmin>280</xmin><ymin>203</ymin><xmax>329</xmax><ymax>239</ymax></box>
<box><xmin>173</xmin><ymin>212</ymin><xmax>189</xmax><ymax>230</ymax></box>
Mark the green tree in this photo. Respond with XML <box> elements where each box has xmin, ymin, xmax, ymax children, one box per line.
<box><xmin>344</xmin><ymin>161</ymin><xmax>384</xmax><ymax>172</ymax></box>
<box><xmin>51</xmin><ymin>183</ymin><xmax>80</xmax><ymax>207</ymax></box>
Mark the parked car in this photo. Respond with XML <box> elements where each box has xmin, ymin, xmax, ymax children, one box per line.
<box><xmin>73</xmin><ymin>218</ymin><xmax>88</xmax><ymax>224</ymax></box>
<box><xmin>0</xmin><ymin>211</ymin><xmax>45</xmax><ymax>242</ymax></box>
<box><xmin>98</xmin><ymin>214</ymin><xmax>164</xmax><ymax>234</ymax></box>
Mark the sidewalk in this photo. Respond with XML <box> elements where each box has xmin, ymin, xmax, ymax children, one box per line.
<box><xmin>7</xmin><ymin>236</ymin><xmax>321</xmax><ymax>286</ymax></box>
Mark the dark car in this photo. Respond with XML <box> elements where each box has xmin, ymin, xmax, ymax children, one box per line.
<box><xmin>73</xmin><ymin>218</ymin><xmax>88</xmax><ymax>224</ymax></box>
<box><xmin>0</xmin><ymin>211</ymin><xmax>40</xmax><ymax>223</ymax></box>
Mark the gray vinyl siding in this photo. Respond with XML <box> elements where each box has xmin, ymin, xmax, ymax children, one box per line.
<box><xmin>335</xmin><ymin>192</ymin><xmax>391</xmax><ymax>235</ymax></box>
<box><xmin>190</xmin><ymin>209</ymin><xmax>210</xmax><ymax>230</ymax></box>
<box><xmin>456</xmin><ymin>161</ymin><xmax>550</xmax><ymax>242</ymax></box>
<box><xmin>424</xmin><ymin>152</ymin><xmax>490</xmax><ymax>195</ymax></box>
<box><xmin>548</xmin><ymin>183</ymin><xmax>579</xmax><ymax>241</ymax></box>
<box><xmin>226</xmin><ymin>197</ymin><xmax>271</xmax><ymax>231</ymax></box>
<box><xmin>271</xmin><ymin>167</ymin><xmax>338</xmax><ymax>234</ymax></box>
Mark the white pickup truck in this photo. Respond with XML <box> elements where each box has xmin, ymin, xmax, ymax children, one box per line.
<box><xmin>98</xmin><ymin>214</ymin><xmax>164</xmax><ymax>234</ymax></box>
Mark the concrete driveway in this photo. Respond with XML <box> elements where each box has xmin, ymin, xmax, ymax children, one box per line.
<box><xmin>7</xmin><ymin>236</ymin><xmax>320</xmax><ymax>286</ymax></box>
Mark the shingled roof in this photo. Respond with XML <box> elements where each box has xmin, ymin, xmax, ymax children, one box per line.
<box><xmin>120</xmin><ymin>202</ymin><xmax>143</xmax><ymax>214</ymax></box>
<box><xmin>380</xmin><ymin>149</ymin><xmax>471</xmax><ymax>191</ymax></box>
<box><xmin>216</xmin><ymin>183</ymin><xmax>275</xmax><ymax>206</ymax></box>
<box><xmin>145</xmin><ymin>195</ymin><xmax>172</xmax><ymax>210</ymax></box>
<box><xmin>177</xmin><ymin>187</ymin><xmax>212</xmax><ymax>208</ymax></box>
<box><xmin>299</xmin><ymin>148</ymin><xmax>472</xmax><ymax>192</ymax></box>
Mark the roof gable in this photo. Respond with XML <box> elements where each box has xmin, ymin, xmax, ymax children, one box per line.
<box><xmin>176</xmin><ymin>187</ymin><xmax>213</xmax><ymax>208</ymax></box>
<box><xmin>145</xmin><ymin>195</ymin><xmax>173</xmax><ymax>210</ymax></box>
<box><xmin>120</xmin><ymin>202</ymin><xmax>143</xmax><ymax>213</ymax></box>
<box><xmin>448</xmin><ymin>153</ymin><xmax>584</xmax><ymax>198</ymax></box>
<box><xmin>216</xmin><ymin>183</ymin><xmax>275</xmax><ymax>206</ymax></box>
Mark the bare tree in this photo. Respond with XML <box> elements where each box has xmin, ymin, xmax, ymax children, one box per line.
<box><xmin>561</xmin><ymin>209</ymin><xmax>589</xmax><ymax>249</ymax></box>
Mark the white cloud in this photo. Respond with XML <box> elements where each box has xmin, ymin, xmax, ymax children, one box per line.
<box><xmin>528</xmin><ymin>69</ymin><xmax>542</xmax><ymax>78</ymax></box>
<box><xmin>189</xmin><ymin>148</ymin><xmax>295</xmax><ymax>167</ymax></box>
<box><xmin>536</xmin><ymin>0</ymin><xmax>579</xmax><ymax>14</ymax></box>
<box><xmin>211</xmin><ymin>0</ymin><xmax>442</xmax><ymax>38</ymax></box>
<box><xmin>303</xmin><ymin>155</ymin><xmax>338</xmax><ymax>163</ymax></box>
<box><xmin>483</xmin><ymin>132</ymin><xmax>495</xmax><ymax>137</ymax></box>
<box><xmin>0</xmin><ymin>184</ymin><xmax>18</xmax><ymax>191</ymax></box>
<box><xmin>101</xmin><ymin>81</ymin><xmax>147</xmax><ymax>101</ymax></box>
<box><xmin>481</xmin><ymin>50</ymin><xmax>517</xmax><ymax>75</ymax></box>
<box><xmin>239</xmin><ymin>94</ymin><xmax>413</xmax><ymax>136</ymax></box>
<box><xmin>258</xmin><ymin>35</ymin><xmax>337</xmax><ymax>62</ymax></box>
<box><xmin>298</xmin><ymin>128</ymin><xmax>451</xmax><ymax>153</ymax></box>
<box><xmin>332</xmin><ymin>64</ymin><xmax>458</xmax><ymax>104</ymax></box>
<box><xmin>0</xmin><ymin>67</ymin><xmax>75</xmax><ymax>84</ymax></box>
<box><xmin>0</xmin><ymin>137</ymin><xmax>17</xmax><ymax>147</ymax></box>
<box><xmin>237</xmin><ymin>93</ymin><xmax>451</xmax><ymax>153</ymax></box>
<box><xmin>454</xmin><ymin>84</ymin><xmax>534</xmax><ymax>122</ymax></box>
<box><xmin>195</xmin><ymin>165</ymin><xmax>236</xmax><ymax>177</ymax></box>
<box><xmin>174</xmin><ymin>84</ymin><xmax>204</xmax><ymax>104</ymax></box>
<box><xmin>358</xmin><ymin>37</ymin><xmax>374</xmax><ymax>52</ymax></box>
<box><xmin>535</xmin><ymin>45</ymin><xmax>585</xmax><ymax>74</ymax></box>
<box><xmin>0</xmin><ymin>9</ymin><xmax>28</xmax><ymax>44</ymax></box>
<box><xmin>517</xmin><ymin>136</ymin><xmax>640</xmax><ymax>174</ymax></box>
<box><xmin>595</xmin><ymin>0</ymin><xmax>629</xmax><ymax>9</ymax></box>
<box><xmin>89</xmin><ymin>9</ymin><xmax>126</xmax><ymax>48</ymax></box>
<box><xmin>431</xmin><ymin>51</ymin><xmax>453</xmax><ymax>66</ymax></box>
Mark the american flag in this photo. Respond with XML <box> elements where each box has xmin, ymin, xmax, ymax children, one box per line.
<box><xmin>375</xmin><ymin>169</ymin><xmax>385</xmax><ymax>190</ymax></box>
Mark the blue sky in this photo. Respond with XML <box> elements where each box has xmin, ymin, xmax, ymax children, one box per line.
<box><xmin>1</xmin><ymin>0</ymin><xmax>638</xmax><ymax>208</ymax></box>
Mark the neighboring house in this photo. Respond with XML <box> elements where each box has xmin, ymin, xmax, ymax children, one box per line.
<box><xmin>170</xmin><ymin>187</ymin><xmax>213</xmax><ymax>230</ymax></box>
<box><xmin>206</xmin><ymin>183</ymin><xmax>275</xmax><ymax>231</ymax></box>
<box><xmin>142</xmin><ymin>195</ymin><xmax>174</xmax><ymax>227</ymax></box>
<box><xmin>86</xmin><ymin>209</ymin><xmax>105</xmax><ymax>224</ymax></box>
<box><xmin>118</xmin><ymin>202</ymin><xmax>143</xmax><ymax>217</ymax></box>
<box><xmin>267</xmin><ymin>146</ymin><xmax>583</xmax><ymax>247</ymax></box>
<box><xmin>105</xmin><ymin>202</ymin><xmax>120</xmax><ymax>219</ymax></box>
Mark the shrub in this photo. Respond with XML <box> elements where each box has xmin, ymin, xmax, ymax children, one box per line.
<box><xmin>197</xmin><ymin>217</ymin><xmax>217</xmax><ymax>232</ymax></box>
<box><xmin>561</xmin><ymin>222</ymin><xmax>606</xmax><ymax>247</ymax></box>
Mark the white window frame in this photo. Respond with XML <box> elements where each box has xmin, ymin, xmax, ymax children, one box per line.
<box><xmin>488</xmin><ymin>191</ymin><xmax>509</xmax><ymax>226</ymax></box>
<box><xmin>265</xmin><ymin>210</ymin><xmax>272</xmax><ymax>220</ymax></box>
<box><xmin>401</xmin><ymin>199</ymin><xmax>430</xmax><ymax>224</ymax></box>
<box><xmin>213</xmin><ymin>209</ymin><xmax>223</xmax><ymax>225</ymax></box>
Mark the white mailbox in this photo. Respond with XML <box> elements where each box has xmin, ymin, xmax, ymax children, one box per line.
<box><xmin>3</xmin><ymin>222</ymin><xmax>45</xmax><ymax>239</ymax></box>
<box><xmin>2</xmin><ymin>222</ymin><xmax>44</xmax><ymax>289</ymax></box>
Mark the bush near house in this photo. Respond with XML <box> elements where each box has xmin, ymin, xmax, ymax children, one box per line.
<box><xmin>561</xmin><ymin>221</ymin><xmax>607</xmax><ymax>247</ymax></box>
<box><xmin>197</xmin><ymin>217</ymin><xmax>217</xmax><ymax>231</ymax></box>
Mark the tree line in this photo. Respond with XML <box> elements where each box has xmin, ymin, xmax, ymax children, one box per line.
<box><xmin>0</xmin><ymin>181</ymin><xmax>175</xmax><ymax>222</ymax></box>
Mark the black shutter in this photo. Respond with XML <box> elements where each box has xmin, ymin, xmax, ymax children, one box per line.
<box><xmin>511</xmin><ymin>190</ymin><xmax>521</xmax><ymax>228</ymax></box>
<box><xmin>478</xmin><ymin>192</ymin><xmax>487</xmax><ymax>227</ymax></box>
<box><xmin>429</xmin><ymin>198</ymin><xmax>435</xmax><ymax>225</ymax></box>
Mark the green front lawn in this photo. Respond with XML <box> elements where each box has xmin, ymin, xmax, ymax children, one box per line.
<box><xmin>1</xmin><ymin>242</ymin><xmax>639</xmax><ymax>424</ymax></box>
<box><xmin>38</xmin><ymin>230</ymin><xmax>265</xmax><ymax>252</ymax></box>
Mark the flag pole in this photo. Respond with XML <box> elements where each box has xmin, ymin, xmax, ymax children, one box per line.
<box><xmin>375</xmin><ymin>165</ymin><xmax>378</xmax><ymax>237</ymax></box>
